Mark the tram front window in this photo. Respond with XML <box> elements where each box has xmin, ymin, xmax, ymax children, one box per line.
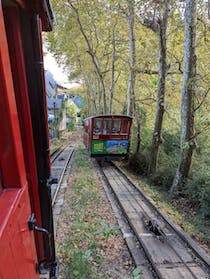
<box><xmin>121</xmin><ymin>120</ymin><xmax>129</xmax><ymax>134</ymax></box>
<box><xmin>112</xmin><ymin>119</ymin><xmax>121</xmax><ymax>133</ymax></box>
<box><xmin>103</xmin><ymin>119</ymin><xmax>112</xmax><ymax>134</ymax></box>
<box><xmin>93</xmin><ymin>119</ymin><xmax>102</xmax><ymax>134</ymax></box>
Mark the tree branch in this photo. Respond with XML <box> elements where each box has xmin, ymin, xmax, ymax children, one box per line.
<box><xmin>194</xmin><ymin>88</ymin><xmax>210</xmax><ymax>112</ymax></box>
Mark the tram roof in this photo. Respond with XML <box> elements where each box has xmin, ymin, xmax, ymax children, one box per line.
<box><xmin>35</xmin><ymin>0</ymin><xmax>55</xmax><ymax>31</ymax></box>
<box><xmin>84</xmin><ymin>115</ymin><xmax>133</xmax><ymax>121</ymax></box>
<box><xmin>14</xmin><ymin>0</ymin><xmax>55</xmax><ymax>31</ymax></box>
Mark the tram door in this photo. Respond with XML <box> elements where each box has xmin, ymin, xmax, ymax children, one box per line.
<box><xmin>0</xmin><ymin>3</ymin><xmax>39</xmax><ymax>278</ymax></box>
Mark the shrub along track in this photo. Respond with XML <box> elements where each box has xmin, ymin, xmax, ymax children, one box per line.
<box><xmin>99</xmin><ymin>161</ymin><xmax>210</xmax><ymax>279</ymax></box>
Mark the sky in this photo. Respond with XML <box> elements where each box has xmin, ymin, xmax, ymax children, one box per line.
<box><xmin>43</xmin><ymin>51</ymin><xmax>74</xmax><ymax>88</ymax></box>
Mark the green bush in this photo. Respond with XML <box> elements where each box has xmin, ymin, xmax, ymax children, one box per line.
<box><xmin>185</xmin><ymin>166</ymin><xmax>210</xmax><ymax>218</ymax></box>
<box><xmin>129</xmin><ymin>153</ymin><xmax>148</xmax><ymax>175</ymax></box>
<box><xmin>150</xmin><ymin>170</ymin><xmax>175</xmax><ymax>190</ymax></box>
<box><xmin>129</xmin><ymin>129</ymin><xmax>179</xmax><ymax>189</ymax></box>
<box><xmin>162</xmin><ymin>131</ymin><xmax>180</xmax><ymax>154</ymax></box>
<box><xmin>149</xmin><ymin>146</ymin><xmax>179</xmax><ymax>189</ymax></box>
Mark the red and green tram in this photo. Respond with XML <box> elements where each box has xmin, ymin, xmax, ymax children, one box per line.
<box><xmin>83</xmin><ymin>115</ymin><xmax>133</xmax><ymax>160</ymax></box>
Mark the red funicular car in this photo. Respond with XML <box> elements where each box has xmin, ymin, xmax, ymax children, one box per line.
<box><xmin>84</xmin><ymin>115</ymin><xmax>133</xmax><ymax>160</ymax></box>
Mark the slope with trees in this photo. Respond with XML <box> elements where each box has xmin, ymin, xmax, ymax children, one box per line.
<box><xmin>46</xmin><ymin>0</ymin><xmax>210</xmax><ymax>245</ymax></box>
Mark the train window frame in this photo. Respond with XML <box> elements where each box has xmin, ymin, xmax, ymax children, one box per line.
<box><xmin>93</xmin><ymin>118</ymin><xmax>102</xmax><ymax>135</ymax></box>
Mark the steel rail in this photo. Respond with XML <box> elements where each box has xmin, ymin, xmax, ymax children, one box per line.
<box><xmin>100</xmin><ymin>164</ymin><xmax>161</xmax><ymax>278</ymax></box>
<box><xmin>100</xmin><ymin>161</ymin><xmax>210</xmax><ymax>279</ymax></box>
<box><xmin>111</xmin><ymin>162</ymin><xmax>210</xmax><ymax>269</ymax></box>
<box><xmin>51</xmin><ymin>145</ymin><xmax>67</xmax><ymax>163</ymax></box>
<box><xmin>51</xmin><ymin>149</ymin><xmax>74</xmax><ymax>206</ymax></box>
<box><xmin>108</xmin><ymin>166</ymin><xmax>198</xmax><ymax>279</ymax></box>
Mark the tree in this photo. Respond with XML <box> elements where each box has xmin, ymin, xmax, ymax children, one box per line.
<box><xmin>147</xmin><ymin>0</ymin><xmax>169</xmax><ymax>176</ymax></box>
<box><xmin>125</xmin><ymin>0</ymin><xmax>136</xmax><ymax>117</ymax></box>
<box><xmin>136</xmin><ymin>0</ymin><xmax>170</xmax><ymax>174</ymax></box>
<box><xmin>109</xmin><ymin>21</ymin><xmax>117</xmax><ymax>113</ymax></box>
<box><xmin>170</xmin><ymin>0</ymin><xmax>197</xmax><ymax>197</ymax></box>
<box><xmin>66</xmin><ymin>1</ymin><xmax>107</xmax><ymax>114</ymax></box>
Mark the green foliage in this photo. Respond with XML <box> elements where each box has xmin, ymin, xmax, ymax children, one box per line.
<box><xmin>97</xmin><ymin>221</ymin><xmax>121</xmax><ymax>241</ymax></box>
<box><xmin>130</xmin><ymin>126</ymin><xmax>152</xmax><ymax>155</ymax></box>
<box><xmin>129</xmin><ymin>153</ymin><xmax>148</xmax><ymax>175</ymax></box>
<box><xmin>130</xmin><ymin>129</ymin><xmax>179</xmax><ymax>189</ymax></box>
<box><xmin>69</xmin><ymin>249</ymin><xmax>91</xmax><ymax>279</ymax></box>
<box><xmin>122</xmin><ymin>267</ymin><xmax>142</xmax><ymax>279</ymax></box>
<box><xmin>56</xmin><ymin>148</ymin><xmax>107</xmax><ymax>278</ymax></box>
<box><xmin>185</xmin><ymin>165</ymin><xmax>210</xmax><ymax>218</ymax></box>
<box><xmin>66</xmin><ymin>102</ymin><xmax>77</xmax><ymax>131</ymax></box>
<box><xmin>62</xmin><ymin>247</ymin><xmax>103</xmax><ymax>279</ymax></box>
<box><xmin>162</xmin><ymin>131</ymin><xmax>180</xmax><ymax>154</ymax></box>
<box><xmin>149</xmin><ymin>169</ymin><xmax>175</xmax><ymax>190</ymax></box>
<box><xmin>149</xmin><ymin>146</ymin><xmax>179</xmax><ymax>190</ymax></box>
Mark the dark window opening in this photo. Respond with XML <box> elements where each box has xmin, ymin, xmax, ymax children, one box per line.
<box><xmin>121</xmin><ymin>120</ymin><xmax>129</xmax><ymax>134</ymax></box>
<box><xmin>103</xmin><ymin>119</ymin><xmax>112</xmax><ymax>134</ymax></box>
<box><xmin>93</xmin><ymin>118</ymin><xmax>102</xmax><ymax>134</ymax></box>
<box><xmin>112</xmin><ymin>119</ymin><xmax>121</xmax><ymax>134</ymax></box>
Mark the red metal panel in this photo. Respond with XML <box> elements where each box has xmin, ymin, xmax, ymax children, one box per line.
<box><xmin>38</xmin><ymin>18</ymin><xmax>51</xmax><ymax>170</ymax></box>
<box><xmin>0</xmin><ymin>188</ymin><xmax>39</xmax><ymax>278</ymax></box>
<box><xmin>35</xmin><ymin>0</ymin><xmax>54</xmax><ymax>31</ymax></box>
<box><xmin>4</xmin><ymin>5</ymin><xmax>44</xmax><ymax>260</ymax></box>
<box><xmin>0</xmin><ymin>1</ymin><xmax>26</xmax><ymax>188</ymax></box>
<box><xmin>14</xmin><ymin>0</ymin><xmax>25</xmax><ymax>8</ymax></box>
<box><xmin>0</xmin><ymin>174</ymin><xmax>2</xmax><ymax>194</ymax></box>
<box><xmin>0</xmin><ymin>2</ymin><xmax>40</xmax><ymax>278</ymax></box>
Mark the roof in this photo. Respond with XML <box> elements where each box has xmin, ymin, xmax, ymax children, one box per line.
<box><xmin>47</xmin><ymin>99</ymin><xmax>62</xmax><ymax>109</ymax></box>
<box><xmin>45</xmin><ymin>71</ymin><xmax>57</xmax><ymax>98</ymax></box>
<box><xmin>36</xmin><ymin>0</ymin><xmax>55</xmax><ymax>31</ymax></box>
<box><xmin>84</xmin><ymin>115</ymin><xmax>133</xmax><ymax>121</ymax></box>
<box><xmin>17</xmin><ymin>0</ymin><xmax>55</xmax><ymax>31</ymax></box>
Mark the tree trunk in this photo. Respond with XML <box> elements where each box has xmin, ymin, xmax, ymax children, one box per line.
<box><xmin>170</xmin><ymin>0</ymin><xmax>197</xmax><ymax>197</ymax></box>
<box><xmin>148</xmin><ymin>1</ymin><xmax>169</xmax><ymax>176</ymax></box>
<box><xmin>126</xmin><ymin>0</ymin><xmax>142</xmax><ymax>154</ymax></box>
<box><xmin>109</xmin><ymin>26</ymin><xmax>116</xmax><ymax>114</ymax></box>
<box><xmin>135</xmin><ymin>112</ymin><xmax>141</xmax><ymax>153</ymax></box>
<box><xmin>126</xmin><ymin>0</ymin><xmax>136</xmax><ymax>117</ymax></box>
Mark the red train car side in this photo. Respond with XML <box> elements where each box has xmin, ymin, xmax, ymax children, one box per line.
<box><xmin>84</xmin><ymin>115</ymin><xmax>133</xmax><ymax>160</ymax></box>
<box><xmin>0</xmin><ymin>1</ymin><xmax>56</xmax><ymax>278</ymax></box>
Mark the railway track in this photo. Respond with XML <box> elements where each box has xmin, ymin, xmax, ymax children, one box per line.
<box><xmin>50</xmin><ymin>146</ymin><xmax>74</xmax><ymax>233</ymax></box>
<box><xmin>99</xmin><ymin>161</ymin><xmax>210</xmax><ymax>279</ymax></box>
<box><xmin>50</xmin><ymin>145</ymin><xmax>63</xmax><ymax>162</ymax></box>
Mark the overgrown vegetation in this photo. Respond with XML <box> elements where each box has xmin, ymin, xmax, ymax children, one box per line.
<box><xmin>46</xmin><ymin>0</ymin><xmax>209</xmax><ymax>253</ymax></box>
<box><xmin>56</xmin><ymin>148</ymin><xmax>134</xmax><ymax>278</ymax></box>
<box><xmin>123</xmin><ymin>267</ymin><xmax>142</xmax><ymax>279</ymax></box>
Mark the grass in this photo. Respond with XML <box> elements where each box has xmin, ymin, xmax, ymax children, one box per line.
<box><xmin>56</xmin><ymin>147</ymin><xmax>125</xmax><ymax>279</ymax></box>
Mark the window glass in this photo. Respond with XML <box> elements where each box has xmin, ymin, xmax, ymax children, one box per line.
<box><xmin>93</xmin><ymin>118</ymin><xmax>102</xmax><ymax>134</ymax></box>
<box><xmin>103</xmin><ymin>119</ymin><xmax>112</xmax><ymax>134</ymax></box>
<box><xmin>112</xmin><ymin>119</ymin><xmax>121</xmax><ymax>133</ymax></box>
